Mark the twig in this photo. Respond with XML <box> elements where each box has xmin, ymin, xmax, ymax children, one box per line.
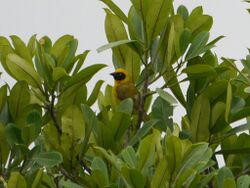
<box><xmin>49</xmin><ymin>94</ymin><xmax>62</xmax><ymax>135</ymax></box>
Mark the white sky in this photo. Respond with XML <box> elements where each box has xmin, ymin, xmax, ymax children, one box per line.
<box><xmin>0</xmin><ymin>0</ymin><xmax>250</xmax><ymax>126</ymax></box>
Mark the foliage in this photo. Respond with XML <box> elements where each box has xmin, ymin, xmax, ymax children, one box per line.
<box><xmin>0</xmin><ymin>0</ymin><xmax>250</xmax><ymax>187</ymax></box>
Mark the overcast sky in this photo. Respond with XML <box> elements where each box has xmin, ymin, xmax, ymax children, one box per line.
<box><xmin>0</xmin><ymin>0</ymin><xmax>250</xmax><ymax>126</ymax></box>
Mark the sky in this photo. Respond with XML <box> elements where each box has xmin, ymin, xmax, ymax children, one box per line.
<box><xmin>0</xmin><ymin>0</ymin><xmax>250</xmax><ymax>125</ymax></box>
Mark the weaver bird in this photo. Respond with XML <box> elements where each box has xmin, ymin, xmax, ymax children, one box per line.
<box><xmin>110</xmin><ymin>68</ymin><xmax>139</xmax><ymax>103</ymax></box>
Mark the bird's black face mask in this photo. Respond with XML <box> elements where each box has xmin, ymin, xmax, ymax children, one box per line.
<box><xmin>110</xmin><ymin>72</ymin><xmax>126</xmax><ymax>81</ymax></box>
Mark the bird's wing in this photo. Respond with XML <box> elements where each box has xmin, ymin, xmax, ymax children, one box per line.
<box><xmin>116</xmin><ymin>83</ymin><xmax>138</xmax><ymax>100</ymax></box>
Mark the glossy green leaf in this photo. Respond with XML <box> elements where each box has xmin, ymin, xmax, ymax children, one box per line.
<box><xmin>225</xmin><ymin>82</ymin><xmax>232</xmax><ymax>122</ymax></box>
<box><xmin>61</xmin><ymin>105</ymin><xmax>85</xmax><ymax>143</ymax></box>
<box><xmin>86</xmin><ymin>80</ymin><xmax>104</xmax><ymax>106</ymax></box>
<box><xmin>190</xmin><ymin>94</ymin><xmax>210</xmax><ymax>142</ymax></box>
<box><xmin>237</xmin><ymin>175</ymin><xmax>250</xmax><ymax>188</ymax></box>
<box><xmin>59</xmin><ymin>179</ymin><xmax>83</xmax><ymax>188</ymax></box>
<box><xmin>80</xmin><ymin>105</ymin><xmax>98</xmax><ymax>157</ymax></box>
<box><xmin>151</xmin><ymin>158</ymin><xmax>169</xmax><ymax>187</ymax></box>
<box><xmin>211</xmin><ymin>102</ymin><xmax>225</xmax><ymax>128</ymax></box>
<box><xmin>129</xmin><ymin>119</ymin><xmax>159</xmax><ymax>146</ymax></box>
<box><xmin>185</xmin><ymin>32</ymin><xmax>210</xmax><ymax>60</ymax></box>
<box><xmin>0</xmin><ymin>36</ymin><xmax>14</xmax><ymax>71</ymax></box>
<box><xmin>6</xmin><ymin>54</ymin><xmax>42</xmax><ymax>90</ymax></box>
<box><xmin>146</xmin><ymin>0</ymin><xmax>173</xmax><ymax>43</ymax></box>
<box><xmin>72</xmin><ymin>50</ymin><xmax>90</xmax><ymax>74</ymax></box>
<box><xmin>100</xmin><ymin>0</ymin><xmax>128</xmax><ymax>23</ymax></box>
<box><xmin>216</xmin><ymin>167</ymin><xmax>236</xmax><ymax>188</ymax></box>
<box><xmin>32</xmin><ymin>151</ymin><xmax>63</xmax><ymax>168</ymax></box>
<box><xmin>116</xmin><ymin>98</ymin><xmax>134</xmax><ymax>115</ymax></box>
<box><xmin>175</xmin><ymin>143</ymin><xmax>212</xmax><ymax>187</ymax></box>
<box><xmin>64</xmin><ymin>64</ymin><xmax>106</xmax><ymax>90</ymax></box>
<box><xmin>52</xmin><ymin>67</ymin><xmax>68</xmax><ymax>81</ymax></box>
<box><xmin>179</xmin><ymin>28</ymin><xmax>192</xmax><ymax>54</ymax></box>
<box><xmin>51</xmin><ymin>35</ymin><xmax>74</xmax><ymax>60</ymax></box>
<box><xmin>182</xmin><ymin>64</ymin><xmax>216</xmax><ymax>78</ymax></box>
<box><xmin>152</xmin><ymin>96</ymin><xmax>173</xmax><ymax>131</ymax></box>
<box><xmin>27</xmin><ymin>34</ymin><xmax>37</xmax><ymax>57</ymax></box>
<box><xmin>156</xmin><ymin>88</ymin><xmax>178</xmax><ymax>105</ymax></box>
<box><xmin>105</xmin><ymin>10</ymin><xmax>129</xmax><ymax>68</ymax></box>
<box><xmin>128</xmin><ymin>6</ymin><xmax>143</xmax><ymax>43</ymax></box>
<box><xmin>0</xmin><ymin>123</ymin><xmax>10</xmax><ymax>163</ymax></box>
<box><xmin>98</xmin><ymin>40</ymin><xmax>136</xmax><ymax>53</ymax></box>
<box><xmin>10</xmin><ymin>35</ymin><xmax>32</xmax><ymax>64</ymax></box>
<box><xmin>60</xmin><ymin>39</ymin><xmax>78</xmax><ymax>70</ymax></box>
<box><xmin>186</xmin><ymin>6</ymin><xmax>213</xmax><ymax>36</ymax></box>
<box><xmin>92</xmin><ymin>157</ymin><xmax>109</xmax><ymax>187</ymax></box>
<box><xmin>121</xmin><ymin>146</ymin><xmax>137</xmax><ymax>168</ymax></box>
<box><xmin>177</xmin><ymin>5</ymin><xmax>189</xmax><ymax>20</ymax></box>
<box><xmin>125</xmin><ymin>49</ymin><xmax>141</xmax><ymax>82</ymax></box>
<box><xmin>7</xmin><ymin>172</ymin><xmax>27</xmax><ymax>188</ymax></box>
<box><xmin>9</xmin><ymin>81</ymin><xmax>30</xmax><ymax>120</ymax></box>
<box><xmin>137</xmin><ymin>130</ymin><xmax>161</xmax><ymax>171</ymax></box>
<box><xmin>121</xmin><ymin>167</ymin><xmax>145</xmax><ymax>188</ymax></box>
<box><xmin>0</xmin><ymin>85</ymin><xmax>7</xmax><ymax>113</ymax></box>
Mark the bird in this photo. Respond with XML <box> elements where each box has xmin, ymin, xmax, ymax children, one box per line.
<box><xmin>110</xmin><ymin>68</ymin><xmax>139</xmax><ymax>103</ymax></box>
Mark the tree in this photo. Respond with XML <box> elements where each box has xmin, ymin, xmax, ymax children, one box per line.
<box><xmin>1</xmin><ymin>0</ymin><xmax>250</xmax><ymax>187</ymax></box>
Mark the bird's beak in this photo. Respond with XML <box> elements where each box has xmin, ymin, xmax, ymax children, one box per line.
<box><xmin>110</xmin><ymin>72</ymin><xmax>115</xmax><ymax>77</ymax></box>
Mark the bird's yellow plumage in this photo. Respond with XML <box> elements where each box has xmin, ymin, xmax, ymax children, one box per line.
<box><xmin>110</xmin><ymin>68</ymin><xmax>139</xmax><ymax>102</ymax></box>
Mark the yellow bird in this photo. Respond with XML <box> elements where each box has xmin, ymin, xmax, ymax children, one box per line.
<box><xmin>110</xmin><ymin>68</ymin><xmax>139</xmax><ymax>104</ymax></box>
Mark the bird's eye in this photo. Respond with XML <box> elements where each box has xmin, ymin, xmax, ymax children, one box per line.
<box><xmin>114</xmin><ymin>72</ymin><xmax>126</xmax><ymax>80</ymax></box>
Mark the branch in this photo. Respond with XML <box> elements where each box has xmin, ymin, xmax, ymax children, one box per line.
<box><xmin>49</xmin><ymin>94</ymin><xmax>62</xmax><ymax>135</ymax></box>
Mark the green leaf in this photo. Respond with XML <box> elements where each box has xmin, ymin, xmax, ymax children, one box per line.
<box><xmin>105</xmin><ymin>10</ymin><xmax>129</xmax><ymax>68</ymax></box>
<box><xmin>190</xmin><ymin>94</ymin><xmax>210</xmax><ymax>142</ymax></box>
<box><xmin>0</xmin><ymin>85</ymin><xmax>7</xmax><ymax>113</ymax></box>
<box><xmin>92</xmin><ymin>157</ymin><xmax>109</xmax><ymax>187</ymax></box>
<box><xmin>86</xmin><ymin>80</ymin><xmax>104</xmax><ymax>106</ymax></box>
<box><xmin>185</xmin><ymin>32</ymin><xmax>210</xmax><ymax>60</ymax></box>
<box><xmin>179</xmin><ymin>28</ymin><xmax>192</xmax><ymax>54</ymax></box>
<box><xmin>145</xmin><ymin>0</ymin><xmax>173</xmax><ymax>43</ymax></box>
<box><xmin>98</xmin><ymin>40</ymin><xmax>135</xmax><ymax>53</ymax></box>
<box><xmin>121</xmin><ymin>167</ymin><xmax>145</xmax><ymax>188</ymax></box>
<box><xmin>64</xmin><ymin>64</ymin><xmax>106</xmax><ymax>90</ymax></box>
<box><xmin>177</xmin><ymin>5</ymin><xmax>189</xmax><ymax>20</ymax></box>
<box><xmin>129</xmin><ymin>119</ymin><xmax>159</xmax><ymax>146</ymax></box>
<box><xmin>128</xmin><ymin>6</ymin><xmax>143</xmax><ymax>43</ymax></box>
<box><xmin>27</xmin><ymin>34</ymin><xmax>37</xmax><ymax>57</ymax></box>
<box><xmin>9</xmin><ymin>81</ymin><xmax>30</xmax><ymax>120</ymax></box>
<box><xmin>152</xmin><ymin>97</ymin><xmax>173</xmax><ymax>131</ymax></box>
<box><xmin>237</xmin><ymin>175</ymin><xmax>250</xmax><ymax>188</ymax></box>
<box><xmin>51</xmin><ymin>35</ymin><xmax>74</xmax><ymax>60</ymax></box>
<box><xmin>59</xmin><ymin>179</ymin><xmax>83</xmax><ymax>188</ymax></box>
<box><xmin>4</xmin><ymin>123</ymin><xmax>22</xmax><ymax>146</ymax></box>
<box><xmin>182</xmin><ymin>64</ymin><xmax>216</xmax><ymax>78</ymax></box>
<box><xmin>121</xmin><ymin>146</ymin><xmax>137</xmax><ymax>168</ymax></box>
<box><xmin>61</xmin><ymin>105</ymin><xmax>85</xmax><ymax>143</ymax></box>
<box><xmin>186</xmin><ymin>6</ymin><xmax>213</xmax><ymax>36</ymax></box>
<box><xmin>116</xmin><ymin>98</ymin><xmax>134</xmax><ymax>115</ymax></box>
<box><xmin>100</xmin><ymin>0</ymin><xmax>128</xmax><ymax>23</ymax></box>
<box><xmin>125</xmin><ymin>48</ymin><xmax>141</xmax><ymax>82</ymax></box>
<box><xmin>10</xmin><ymin>35</ymin><xmax>32</xmax><ymax>64</ymax></box>
<box><xmin>52</xmin><ymin>67</ymin><xmax>68</xmax><ymax>82</ymax></box>
<box><xmin>60</xmin><ymin>39</ymin><xmax>78</xmax><ymax>70</ymax></box>
<box><xmin>175</xmin><ymin>143</ymin><xmax>212</xmax><ymax>187</ymax></box>
<box><xmin>80</xmin><ymin>105</ymin><xmax>98</xmax><ymax>157</ymax></box>
<box><xmin>156</xmin><ymin>88</ymin><xmax>178</xmax><ymax>105</ymax></box>
<box><xmin>0</xmin><ymin>123</ymin><xmax>10</xmax><ymax>163</ymax></box>
<box><xmin>137</xmin><ymin>130</ymin><xmax>161</xmax><ymax>172</ymax></box>
<box><xmin>216</xmin><ymin>167</ymin><xmax>236</xmax><ymax>188</ymax></box>
<box><xmin>151</xmin><ymin>158</ymin><xmax>169</xmax><ymax>187</ymax></box>
<box><xmin>7</xmin><ymin>172</ymin><xmax>27</xmax><ymax>188</ymax></box>
<box><xmin>72</xmin><ymin>50</ymin><xmax>90</xmax><ymax>74</ymax></box>
<box><xmin>225</xmin><ymin>82</ymin><xmax>232</xmax><ymax>122</ymax></box>
<box><xmin>32</xmin><ymin>151</ymin><xmax>63</xmax><ymax>168</ymax></box>
<box><xmin>6</xmin><ymin>54</ymin><xmax>42</xmax><ymax>90</ymax></box>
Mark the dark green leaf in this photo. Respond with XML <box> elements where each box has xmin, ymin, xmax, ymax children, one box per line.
<box><xmin>32</xmin><ymin>151</ymin><xmax>63</xmax><ymax>168</ymax></box>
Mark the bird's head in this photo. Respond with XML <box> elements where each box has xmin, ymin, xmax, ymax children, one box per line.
<box><xmin>110</xmin><ymin>68</ymin><xmax>131</xmax><ymax>85</ymax></box>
